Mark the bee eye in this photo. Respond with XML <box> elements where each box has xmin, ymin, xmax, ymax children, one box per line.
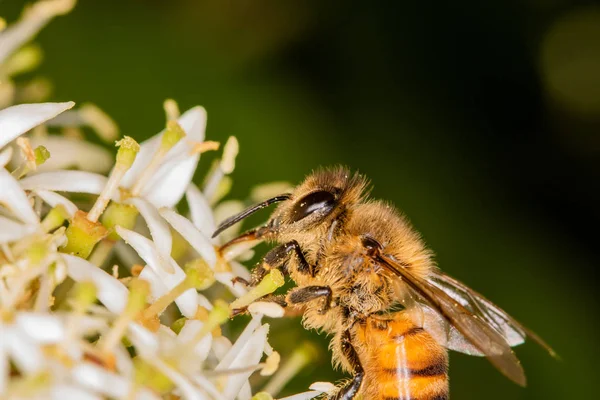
<box><xmin>290</xmin><ymin>190</ymin><xmax>336</xmax><ymax>222</ymax></box>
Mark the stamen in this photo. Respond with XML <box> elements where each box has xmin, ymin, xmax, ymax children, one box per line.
<box><xmin>230</xmin><ymin>269</ymin><xmax>285</xmax><ymax>311</ymax></box>
<box><xmin>262</xmin><ymin>342</ymin><xmax>319</xmax><ymax>396</ymax></box>
<box><xmin>163</xmin><ymin>98</ymin><xmax>180</xmax><ymax>121</ymax></box>
<box><xmin>260</xmin><ymin>351</ymin><xmax>281</xmax><ymax>376</ymax></box>
<box><xmin>0</xmin><ymin>44</ymin><xmax>42</xmax><ymax>77</ymax></box>
<box><xmin>79</xmin><ymin>103</ymin><xmax>119</xmax><ymax>142</ymax></box>
<box><xmin>184</xmin><ymin>300</ymin><xmax>229</xmax><ymax>347</ymax></box>
<box><xmin>130</xmin><ymin>120</ymin><xmax>186</xmax><ymax>196</ymax></box>
<box><xmin>11</xmin><ymin>137</ymin><xmax>38</xmax><ymax>178</ymax></box>
<box><xmin>87</xmin><ymin>136</ymin><xmax>140</xmax><ymax>223</ymax></box>
<box><xmin>40</xmin><ymin>204</ymin><xmax>68</xmax><ymax>232</ymax></box>
<box><xmin>140</xmin><ymin>266</ymin><xmax>211</xmax><ymax>322</ymax></box>
<box><xmin>98</xmin><ymin>279</ymin><xmax>149</xmax><ymax>354</ymax></box>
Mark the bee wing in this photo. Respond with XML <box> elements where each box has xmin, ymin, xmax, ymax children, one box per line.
<box><xmin>373</xmin><ymin>253</ymin><xmax>527</xmax><ymax>386</ymax></box>
<box><xmin>428</xmin><ymin>270</ymin><xmax>557</xmax><ymax>357</ymax></box>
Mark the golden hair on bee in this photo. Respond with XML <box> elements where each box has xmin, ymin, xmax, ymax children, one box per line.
<box><xmin>214</xmin><ymin>166</ymin><xmax>556</xmax><ymax>400</ymax></box>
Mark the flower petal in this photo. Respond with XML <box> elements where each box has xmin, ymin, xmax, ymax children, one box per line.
<box><xmin>217</xmin><ymin>315</ymin><xmax>263</xmax><ymax>370</ymax></box>
<box><xmin>0</xmin><ymin>147</ymin><xmax>13</xmax><ymax>167</ymax></box>
<box><xmin>16</xmin><ymin>312</ymin><xmax>65</xmax><ymax>343</ymax></box>
<box><xmin>127</xmin><ymin>322</ymin><xmax>159</xmax><ymax>356</ymax></box>
<box><xmin>116</xmin><ymin>226</ymin><xmax>197</xmax><ymax>318</ymax></box>
<box><xmin>0</xmin><ymin>168</ymin><xmax>39</xmax><ymax>224</ymax></box>
<box><xmin>20</xmin><ymin>170</ymin><xmax>108</xmax><ymax>194</ymax></box>
<box><xmin>0</xmin><ymin>215</ymin><xmax>37</xmax><ymax>243</ymax></box>
<box><xmin>221</xmin><ymin>324</ymin><xmax>269</xmax><ymax>400</ymax></box>
<box><xmin>34</xmin><ymin>189</ymin><xmax>78</xmax><ymax>217</ymax></box>
<box><xmin>0</xmin><ymin>102</ymin><xmax>74</xmax><ymax>149</ymax></box>
<box><xmin>63</xmin><ymin>254</ymin><xmax>129</xmax><ymax>314</ymax></box>
<box><xmin>0</xmin><ymin>339</ymin><xmax>7</xmax><ymax>394</ymax></box>
<box><xmin>29</xmin><ymin>136</ymin><xmax>113</xmax><ymax>173</ymax></box>
<box><xmin>247</xmin><ymin>302</ymin><xmax>285</xmax><ymax>318</ymax></box>
<box><xmin>278</xmin><ymin>391</ymin><xmax>323</xmax><ymax>400</ymax></box>
<box><xmin>126</xmin><ymin>197</ymin><xmax>172</xmax><ymax>258</ymax></box>
<box><xmin>5</xmin><ymin>329</ymin><xmax>45</xmax><ymax>374</ymax></box>
<box><xmin>146</xmin><ymin>357</ymin><xmax>208</xmax><ymax>400</ymax></box>
<box><xmin>186</xmin><ymin>183</ymin><xmax>216</xmax><ymax>240</ymax></box>
<box><xmin>120</xmin><ymin>107</ymin><xmax>207</xmax><ymax>208</ymax></box>
<box><xmin>159</xmin><ymin>208</ymin><xmax>217</xmax><ymax>268</ymax></box>
<box><xmin>50</xmin><ymin>384</ymin><xmax>103</xmax><ymax>400</ymax></box>
<box><xmin>71</xmin><ymin>362</ymin><xmax>133</xmax><ymax>398</ymax></box>
<box><xmin>177</xmin><ymin>320</ymin><xmax>212</xmax><ymax>362</ymax></box>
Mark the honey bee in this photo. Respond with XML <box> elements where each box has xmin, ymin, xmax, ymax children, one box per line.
<box><xmin>213</xmin><ymin>167</ymin><xmax>555</xmax><ymax>400</ymax></box>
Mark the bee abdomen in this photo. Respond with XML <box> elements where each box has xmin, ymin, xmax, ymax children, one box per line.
<box><xmin>356</xmin><ymin>313</ymin><xmax>449</xmax><ymax>400</ymax></box>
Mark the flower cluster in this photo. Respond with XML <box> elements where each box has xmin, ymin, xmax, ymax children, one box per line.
<box><xmin>0</xmin><ymin>1</ymin><xmax>333</xmax><ymax>399</ymax></box>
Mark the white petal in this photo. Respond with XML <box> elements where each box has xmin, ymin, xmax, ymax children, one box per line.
<box><xmin>0</xmin><ymin>147</ymin><xmax>13</xmax><ymax>167</ymax></box>
<box><xmin>142</xmin><ymin>154</ymin><xmax>199</xmax><ymax>208</ymax></box>
<box><xmin>0</xmin><ymin>168</ymin><xmax>39</xmax><ymax>224</ymax></box>
<box><xmin>0</xmin><ymin>102</ymin><xmax>74</xmax><ymax>149</ymax></box>
<box><xmin>63</xmin><ymin>254</ymin><xmax>129</xmax><ymax>314</ymax></box>
<box><xmin>5</xmin><ymin>330</ymin><xmax>45</xmax><ymax>374</ymax></box>
<box><xmin>177</xmin><ymin>320</ymin><xmax>212</xmax><ymax>362</ymax></box>
<box><xmin>127</xmin><ymin>322</ymin><xmax>159</xmax><ymax>357</ymax></box>
<box><xmin>119</xmin><ymin>135</ymin><xmax>159</xmax><ymax>190</ymax></box>
<box><xmin>278</xmin><ymin>391</ymin><xmax>323</xmax><ymax>400</ymax></box>
<box><xmin>0</xmin><ymin>339</ymin><xmax>8</xmax><ymax>393</ymax></box>
<box><xmin>230</xmin><ymin>260</ymin><xmax>251</xmax><ymax>281</ymax></box>
<box><xmin>71</xmin><ymin>362</ymin><xmax>131</xmax><ymax>398</ymax></box>
<box><xmin>138</xmin><ymin>266</ymin><xmax>168</xmax><ymax>301</ymax></box>
<box><xmin>16</xmin><ymin>312</ymin><xmax>65</xmax><ymax>343</ymax></box>
<box><xmin>20</xmin><ymin>170</ymin><xmax>107</xmax><ymax>194</ymax></box>
<box><xmin>50</xmin><ymin>384</ymin><xmax>103</xmax><ymax>400</ymax></box>
<box><xmin>178</xmin><ymin>106</ymin><xmax>207</xmax><ymax>142</ymax></box>
<box><xmin>215</xmin><ymin>272</ymin><xmax>247</xmax><ymax>298</ymax></box>
<box><xmin>126</xmin><ymin>197</ymin><xmax>172</xmax><ymax>258</ymax></box>
<box><xmin>0</xmin><ymin>215</ymin><xmax>37</xmax><ymax>243</ymax></box>
<box><xmin>34</xmin><ymin>189</ymin><xmax>78</xmax><ymax>217</ymax></box>
<box><xmin>159</xmin><ymin>208</ymin><xmax>217</xmax><ymax>268</ymax></box>
<box><xmin>216</xmin><ymin>315</ymin><xmax>263</xmax><ymax>370</ymax></box>
<box><xmin>248</xmin><ymin>302</ymin><xmax>285</xmax><ymax>318</ymax></box>
<box><xmin>221</xmin><ymin>324</ymin><xmax>269</xmax><ymax>400</ymax></box>
<box><xmin>116</xmin><ymin>226</ymin><xmax>197</xmax><ymax>317</ymax></box>
<box><xmin>186</xmin><ymin>183</ymin><xmax>216</xmax><ymax>240</ymax></box>
<box><xmin>308</xmin><ymin>382</ymin><xmax>336</xmax><ymax>393</ymax></box>
<box><xmin>120</xmin><ymin>106</ymin><xmax>207</xmax><ymax>205</ymax></box>
<box><xmin>29</xmin><ymin>136</ymin><xmax>113</xmax><ymax>173</ymax></box>
<box><xmin>148</xmin><ymin>358</ymin><xmax>208</xmax><ymax>400</ymax></box>
<box><xmin>138</xmin><ymin>106</ymin><xmax>208</xmax><ymax>208</ymax></box>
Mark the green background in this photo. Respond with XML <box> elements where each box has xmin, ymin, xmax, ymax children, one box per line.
<box><xmin>3</xmin><ymin>0</ymin><xmax>600</xmax><ymax>398</ymax></box>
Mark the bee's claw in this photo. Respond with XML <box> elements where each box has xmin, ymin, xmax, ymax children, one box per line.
<box><xmin>231</xmin><ymin>307</ymin><xmax>249</xmax><ymax>317</ymax></box>
<box><xmin>231</xmin><ymin>276</ymin><xmax>251</xmax><ymax>287</ymax></box>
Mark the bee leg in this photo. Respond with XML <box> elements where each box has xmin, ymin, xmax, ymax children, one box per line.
<box><xmin>251</xmin><ymin>240</ymin><xmax>315</xmax><ymax>285</ymax></box>
<box><xmin>286</xmin><ymin>286</ymin><xmax>333</xmax><ymax>314</ymax></box>
<box><xmin>333</xmin><ymin>330</ymin><xmax>364</xmax><ymax>400</ymax></box>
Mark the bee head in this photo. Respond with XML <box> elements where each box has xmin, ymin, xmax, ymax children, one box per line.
<box><xmin>212</xmin><ymin>166</ymin><xmax>369</xmax><ymax>238</ymax></box>
<box><xmin>272</xmin><ymin>166</ymin><xmax>370</xmax><ymax>230</ymax></box>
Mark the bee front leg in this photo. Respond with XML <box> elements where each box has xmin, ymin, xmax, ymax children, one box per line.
<box><xmin>251</xmin><ymin>240</ymin><xmax>315</xmax><ymax>285</ymax></box>
<box><xmin>332</xmin><ymin>329</ymin><xmax>364</xmax><ymax>400</ymax></box>
<box><xmin>286</xmin><ymin>285</ymin><xmax>333</xmax><ymax>314</ymax></box>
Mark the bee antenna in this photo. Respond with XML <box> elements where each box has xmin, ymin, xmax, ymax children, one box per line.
<box><xmin>212</xmin><ymin>193</ymin><xmax>291</xmax><ymax>238</ymax></box>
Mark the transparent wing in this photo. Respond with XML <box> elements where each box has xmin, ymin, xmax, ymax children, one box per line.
<box><xmin>428</xmin><ymin>270</ymin><xmax>557</xmax><ymax>357</ymax></box>
<box><xmin>373</xmin><ymin>253</ymin><xmax>528</xmax><ymax>386</ymax></box>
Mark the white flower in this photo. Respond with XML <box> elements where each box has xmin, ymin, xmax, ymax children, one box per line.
<box><xmin>120</xmin><ymin>106</ymin><xmax>208</xmax><ymax>209</ymax></box>
<box><xmin>0</xmin><ymin>102</ymin><xmax>75</xmax><ymax>150</ymax></box>
<box><xmin>0</xmin><ymin>0</ymin><xmax>76</xmax><ymax>65</ymax></box>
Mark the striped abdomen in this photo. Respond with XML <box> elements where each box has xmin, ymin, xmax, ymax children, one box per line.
<box><xmin>354</xmin><ymin>312</ymin><xmax>449</xmax><ymax>400</ymax></box>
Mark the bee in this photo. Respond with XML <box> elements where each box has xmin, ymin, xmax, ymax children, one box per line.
<box><xmin>213</xmin><ymin>167</ymin><xmax>555</xmax><ymax>400</ymax></box>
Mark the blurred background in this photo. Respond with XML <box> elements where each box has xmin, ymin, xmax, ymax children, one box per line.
<box><xmin>3</xmin><ymin>0</ymin><xmax>599</xmax><ymax>398</ymax></box>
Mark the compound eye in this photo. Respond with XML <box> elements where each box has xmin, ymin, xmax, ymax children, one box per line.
<box><xmin>290</xmin><ymin>190</ymin><xmax>336</xmax><ymax>222</ymax></box>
